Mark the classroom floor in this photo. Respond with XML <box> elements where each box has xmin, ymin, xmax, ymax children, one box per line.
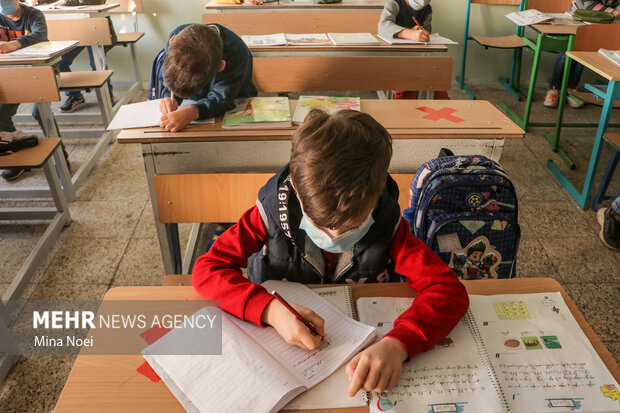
<box><xmin>1</xmin><ymin>82</ymin><xmax>619</xmax><ymax>412</ymax></box>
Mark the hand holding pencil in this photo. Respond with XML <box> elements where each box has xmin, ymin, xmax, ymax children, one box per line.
<box><xmin>398</xmin><ymin>16</ymin><xmax>430</xmax><ymax>43</ymax></box>
<box><xmin>261</xmin><ymin>291</ymin><xmax>325</xmax><ymax>351</ymax></box>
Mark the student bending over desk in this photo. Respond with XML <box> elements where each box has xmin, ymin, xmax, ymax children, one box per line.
<box><xmin>192</xmin><ymin>109</ymin><xmax>469</xmax><ymax>396</ymax></box>
<box><xmin>157</xmin><ymin>23</ymin><xmax>257</xmax><ymax>132</ymax></box>
<box><xmin>0</xmin><ymin>0</ymin><xmax>70</xmax><ymax>181</ymax></box>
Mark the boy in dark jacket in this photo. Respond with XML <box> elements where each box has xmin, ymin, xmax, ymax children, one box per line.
<box><xmin>158</xmin><ymin>23</ymin><xmax>257</xmax><ymax>132</ymax></box>
<box><xmin>192</xmin><ymin>109</ymin><xmax>469</xmax><ymax>397</ymax></box>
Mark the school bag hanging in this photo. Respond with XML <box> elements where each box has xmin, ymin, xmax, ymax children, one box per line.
<box><xmin>148</xmin><ymin>48</ymin><xmax>166</xmax><ymax>100</ymax></box>
<box><xmin>403</xmin><ymin>155</ymin><xmax>520</xmax><ymax>279</ymax></box>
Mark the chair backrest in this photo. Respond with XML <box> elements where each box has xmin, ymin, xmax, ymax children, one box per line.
<box><xmin>155</xmin><ymin>173</ymin><xmax>414</xmax><ymax>224</ymax></box>
<box><xmin>0</xmin><ymin>66</ymin><xmax>59</xmax><ymax>104</ymax></box>
<box><xmin>202</xmin><ymin>11</ymin><xmax>381</xmax><ymax>34</ymax></box>
<box><xmin>46</xmin><ymin>18</ymin><xmax>113</xmax><ymax>46</ymax></box>
<box><xmin>526</xmin><ymin>0</ymin><xmax>572</xmax><ymax>13</ymax></box>
<box><xmin>253</xmin><ymin>56</ymin><xmax>453</xmax><ymax>93</ymax></box>
<box><xmin>574</xmin><ymin>24</ymin><xmax>620</xmax><ymax>52</ymax></box>
<box><xmin>109</xmin><ymin>0</ymin><xmax>143</xmax><ymax>13</ymax></box>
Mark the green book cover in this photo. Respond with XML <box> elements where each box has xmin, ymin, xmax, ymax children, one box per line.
<box><xmin>222</xmin><ymin>97</ymin><xmax>291</xmax><ymax>128</ymax></box>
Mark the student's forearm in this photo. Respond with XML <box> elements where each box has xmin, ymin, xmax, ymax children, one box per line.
<box><xmin>16</xmin><ymin>12</ymin><xmax>48</xmax><ymax>47</ymax></box>
<box><xmin>388</xmin><ymin>219</ymin><xmax>470</xmax><ymax>358</ymax></box>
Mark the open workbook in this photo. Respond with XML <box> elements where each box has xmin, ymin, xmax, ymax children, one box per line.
<box><xmin>142</xmin><ymin>281</ymin><xmax>377</xmax><ymax>413</ymax></box>
<box><xmin>358</xmin><ymin>293</ymin><xmax>620</xmax><ymax>413</ymax></box>
<box><xmin>0</xmin><ymin>40</ymin><xmax>77</xmax><ymax>58</ymax></box>
<box><xmin>106</xmin><ymin>99</ymin><xmax>214</xmax><ymax>130</ymax></box>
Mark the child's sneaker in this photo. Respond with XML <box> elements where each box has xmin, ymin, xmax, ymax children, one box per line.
<box><xmin>59</xmin><ymin>95</ymin><xmax>86</xmax><ymax>113</ymax></box>
<box><xmin>1</xmin><ymin>168</ymin><xmax>29</xmax><ymax>181</ymax></box>
<box><xmin>567</xmin><ymin>91</ymin><xmax>584</xmax><ymax>108</ymax></box>
<box><xmin>544</xmin><ymin>87</ymin><xmax>559</xmax><ymax>107</ymax></box>
<box><xmin>597</xmin><ymin>207</ymin><xmax>620</xmax><ymax>251</ymax></box>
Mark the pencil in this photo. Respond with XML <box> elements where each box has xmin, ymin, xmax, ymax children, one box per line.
<box><xmin>412</xmin><ymin>16</ymin><xmax>424</xmax><ymax>31</ymax></box>
<box><xmin>271</xmin><ymin>291</ymin><xmax>320</xmax><ymax>336</ymax></box>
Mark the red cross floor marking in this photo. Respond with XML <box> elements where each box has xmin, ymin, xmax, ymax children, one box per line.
<box><xmin>416</xmin><ymin>106</ymin><xmax>465</xmax><ymax>123</ymax></box>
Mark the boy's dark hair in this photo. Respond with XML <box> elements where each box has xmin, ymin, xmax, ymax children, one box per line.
<box><xmin>163</xmin><ymin>24</ymin><xmax>224</xmax><ymax>98</ymax></box>
<box><xmin>290</xmin><ymin>109</ymin><xmax>392</xmax><ymax>229</ymax></box>
<box><xmin>467</xmin><ymin>240</ymin><xmax>486</xmax><ymax>255</ymax></box>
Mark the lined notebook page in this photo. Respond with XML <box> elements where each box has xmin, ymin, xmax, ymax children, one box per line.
<box><xmin>143</xmin><ymin>311</ymin><xmax>305</xmax><ymax>413</ymax></box>
<box><xmin>231</xmin><ymin>280</ymin><xmax>377</xmax><ymax>388</ymax></box>
<box><xmin>284</xmin><ymin>285</ymin><xmax>367</xmax><ymax>410</ymax></box>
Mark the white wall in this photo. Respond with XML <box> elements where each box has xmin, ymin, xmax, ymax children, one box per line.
<box><xmin>73</xmin><ymin>0</ymin><xmax>567</xmax><ymax>91</ymax></box>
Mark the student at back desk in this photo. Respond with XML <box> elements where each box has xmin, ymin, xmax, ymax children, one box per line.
<box><xmin>192</xmin><ymin>109</ymin><xmax>469</xmax><ymax>396</ymax></box>
<box><xmin>378</xmin><ymin>0</ymin><xmax>449</xmax><ymax>100</ymax></box>
<box><xmin>157</xmin><ymin>23</ymin><xmax>257</xmax><ymax>132</ymax></box>
<box><xmin>0</xmin><ymin>0</ymin><xmax>70</xmax><ymax>181</ymax></box>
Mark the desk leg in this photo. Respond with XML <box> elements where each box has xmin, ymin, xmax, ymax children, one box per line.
<box><xmin>548</xmin><ymin>80</ymin><xmax>620</xmax><ymax>210</ymax></box>
<box><xmin>501</xmin><ymin>34</ymin><xmax>543</xmax><ymax>131</ymax></box>
<box><xmin>142</xmin><ymin>144</ymin><xmax>179</xmax><ymax>275</ymax></box>
<box><xmin>0</xmin><ymin>301</ymin><xmax>19</xmax><ymax>385</ymax></box>
<box><xmin>544</xmin><ymin>36</ymin><xmax>576</xmax><ymax>169</ymax></box>
<box><xmin>36</xmin><ymin>102</ymin><xmax>75</xmax><ymax>202</ymax></box>
<box><xmin>130</xmin><ymin>43</ymin><xmax>143</xmax><ymax>88</ymax></box>
<box><xmin>92</xmin><ymin>45</ymin><xmax>106</xmax><ymax>71</ymax></box>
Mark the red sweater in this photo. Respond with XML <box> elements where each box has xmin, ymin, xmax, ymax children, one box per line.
<box><xmin>193</xmin><ymin>206</ymin><xmax>469</xmax><ymax>359</ymax></box>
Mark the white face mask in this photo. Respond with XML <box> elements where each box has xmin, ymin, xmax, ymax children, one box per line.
<box><xmin>299</xmin><ymin>211</ymin><xmax>374</xmax><ymax>254</ymax></box>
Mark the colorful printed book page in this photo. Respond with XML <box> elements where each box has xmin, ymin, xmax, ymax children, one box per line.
<box><xmin>242</xmin><ymin>33</ymin><xmax>287</xmax><ymax>47</ymax></box>
<box><xmin>222</xmin><ymin>97</ymin><xmax>292</xmax><ymax>129</ymax></box>
<box><xmin>505</xmin><ymin>9</ymin><xmax>553</xmax><ymax>26</ymax></box>
<box><xmin>285</xmin><ymin>33</ymin><xmax>332</xmax><ymax>46</ymax></box>
<box><xmin>327</xmin><ymin>32</ymin><xmax>381</xmax><ymax>46</ymax></box>
<box><xmin>292</xmin><ymin>96</ymin><xmax>361</xmax><ymax>124</ymax></box>
<box><xmin>358</xmin><ymin>293</ymin><xmax>620</xmax><ymax>413</ymax></box>
<box><xmin>2</xmin><ymin>41</ymin><xmax>77</xmax><ymax>58</ymax></box>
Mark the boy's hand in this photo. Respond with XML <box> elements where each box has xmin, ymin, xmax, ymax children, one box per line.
<box><xmin>159</xmin><ymin>97</ymin><xmax>178</xmax><ymax>115</ymax></box>
<box><xmin>261</xmin><ymin>299</ymin><xmax>325</xmax><ymax>351</ymax></box>
<box><xmin>398</xmin><ymin>27</ymin><xmax>430</xmax><ymax>43</ymax></box>
<box><xmin>243</xmin><ymin>0</ymin><xmax>264</xmax><ymax>4</ymax></box>
<box><xmin>160</xmin><ymin>106</ymin><xmax>199</xmax><ymax>132</ymax></box>
<box><xmin>345</xmin><ymin>337</ymin><xmax>408</xmax><ymax>397</ymax></box>
<box><xmin>613</xmin><ymin>9</ymin><xmax>620</xmax><ymax>19</ymax></box>
<box><xmin>0</xmin><ymin>41</ymin><xmax>21</xmax><ymax>54</ymax></box>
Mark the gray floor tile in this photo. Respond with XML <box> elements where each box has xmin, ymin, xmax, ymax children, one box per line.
<box><xmin>516</xmin><ymin>236</ymin><xmax>560</xmax><ymax>279</ymax></box>
<box><xmin>0</xmin><ymin>355</ymin><xmax>75</xmax><ymax>413</ymax></box>
<box><xmin>564</xmin><ymin>282</ymin><xmax>620</xmax><ymax>342</ymax></box>
<box><xmin>111</xmin><ymin>238</ymin><xmax>166</xmax><ymax>286</ymax></box>
<box><xmin>602</xmin><ymin>341</ymin><xmax>620</xmax><ymax>368</ymax></box>
<box><xmin>62</xmin><ymin>200</ymin><xmax>143</xmax><ymax>241</ymax></box>
<box><xmin>40</xmin><ymin>236</ymin><xmax>127</xmax><ymax>285</ymax></box>
<box><xmin>132</xmin><ymin>201</ymin><xmax>157</xmax><ymax>240</ymax></box>
<box><xmin>541</xmin><ymin>236</ymin><xmax>620</xmax><ymax>283</ymax></box>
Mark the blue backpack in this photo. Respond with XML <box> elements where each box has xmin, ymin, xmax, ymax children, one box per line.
<box><xmin>148</xmin><ymin>48</ymin><xmax>166</xmax><ymax>101</ymax></box>
<box><xmin>403</xmin><ymin>155</ymin><xmax>520</xmax><ymax>279</ymax></box>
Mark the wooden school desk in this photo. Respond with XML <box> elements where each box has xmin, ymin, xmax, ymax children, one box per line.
<box><xmin>116</xmin><ymin>99</ymin><xmax>524</xmax><ymax>275</ymax></box>
<box><xmin>0</xmin><ymin>46</ymin><xmax>77</xmax><ymax>201</ymax></box>
<box><xmin>547</xmin><ymin>51</ymin><xmax>620</xmax><ymax>210</ymax></box>
<box><xmin>500</xmin><ymin>23</ymin><xmax>579</xmax><ymax>132</ymax></box>
<box><xmin>205</xmin><ymin>0</ymin><xmax>385</xmax><ymax>13</ymax></box>
<box><xmin>53</xmin><ymin>278</ymin><xmax>620</xmax><ymax>412</ymax></box>
<box><xmin>247</xmin><ymin>41</ymin><xmax>448</xmax><ymax>58</ymax></box>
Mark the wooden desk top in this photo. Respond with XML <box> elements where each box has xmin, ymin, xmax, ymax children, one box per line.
<box><xmin>205</xmin><ymin>0</ymin><xmax>385</xmax><ymax>10</ymax></box>
<box><xmin>36</xmin><ymin>3</ymin><xmax>119</xmax><ymax>14</ymax></box>
<box><xmin>567</xmin><ymin>51</ymin><xmax>620</xmax><ymax>81</ymax></box>
<box><xmin>53</xmin><ymin>278</ymin><xmax>619</xmax><ymax>412</ymax></box>
<box><xmin>0</xmin><ymin>138</ymin><xmax>60</xmax><ymax>169</ymax></box>
<box><xmin>531</xmin><ymin>24</ymin><xmax>579</xmax><ymax>36</ymax></box>
<box><xmin>116</xmin><ymin>100</ymin><xmax>525</xmax><ymax>144</ymax></box>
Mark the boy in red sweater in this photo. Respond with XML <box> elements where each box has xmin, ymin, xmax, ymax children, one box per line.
<box><xmin>192</xmin><ymin>109</ymin><xmax>469</xmax><ymax>397</ymax></box>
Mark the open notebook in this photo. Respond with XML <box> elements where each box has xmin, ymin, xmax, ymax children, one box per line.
<box><xmin>142</xmin><ymin>281</ymin><xmax>376</xmax><ymax>413</ymax></box>
<box><xmin>358</xmin><ymin>293</ymin><xmax>620</xmax><ymax>413</ymax></box>
<box><xmin>106</xmin><ymin>99</ymin><xmax>214</xmax><ymax>130</ymax></box>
